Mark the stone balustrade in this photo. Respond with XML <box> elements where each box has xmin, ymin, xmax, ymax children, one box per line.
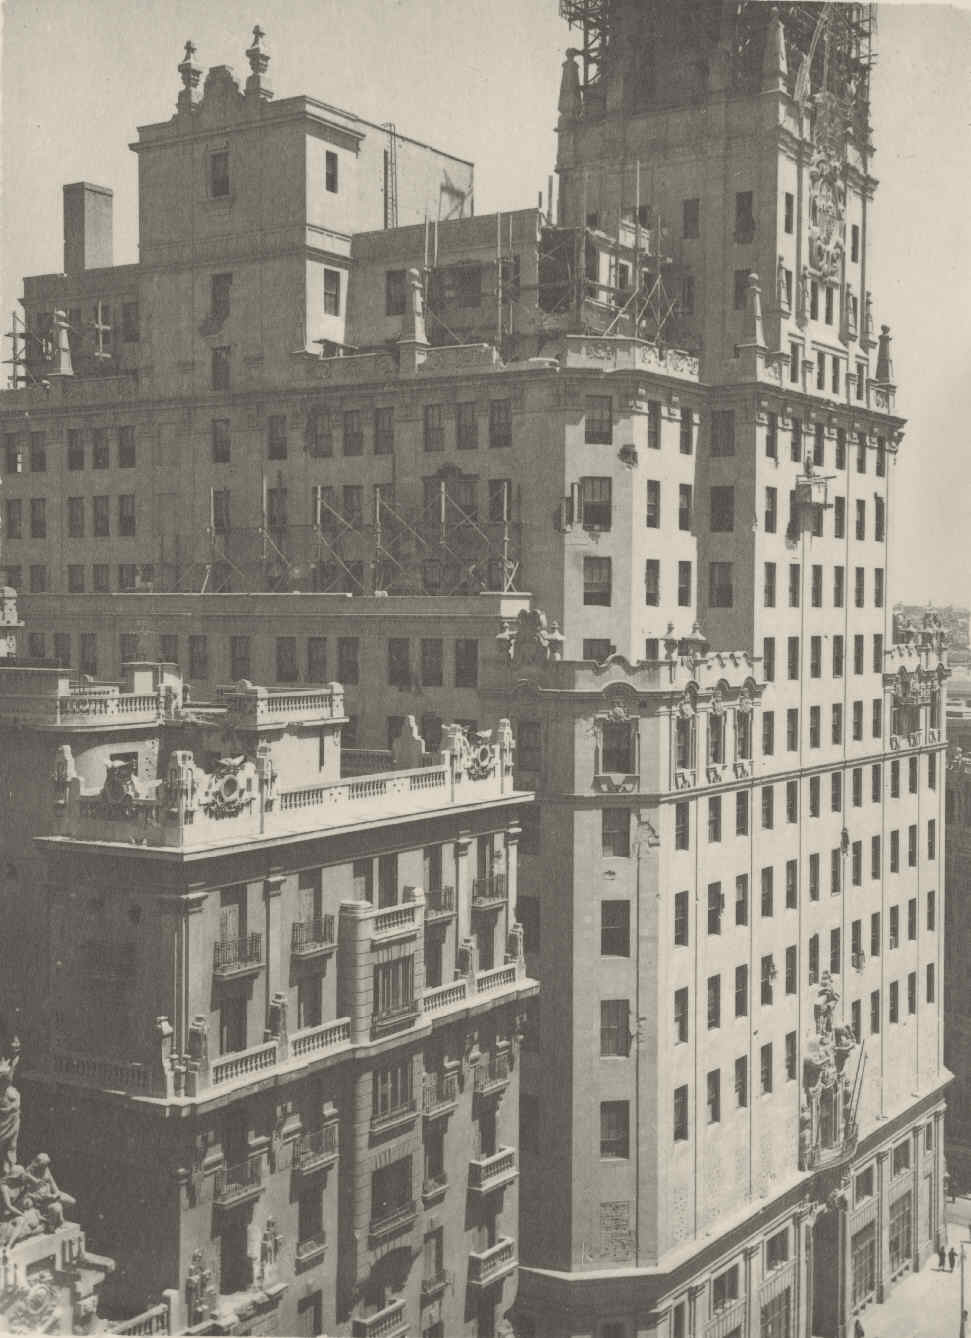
<box><xmin>109</xmin><ymin>1300</ymin><xmax>172</xmax><ymax>1335</ymax></box>
<box><xmin>351</xmin><ymin>1296</ymin><xmax>408</xmax><ymax>1338</ymax></box>
<box><xmin>222</xmin><ymin>681</ymin><xmax>345</xmax><ymax>726</ymax></box>
<box><xmin>468</xmin><ymin>1145</ymin><xmax>518</xmax><ymax>1193</ymax></box>
<box><xmin>210</xmin><ymin>1039</ymin><xmax>277</xmax><ymax>1088</ymax></box>
<box><xmin>467</xmin><ymin>1236</ymin><xmax>516</xmax><ymax>1287</ymax></box>
<box><xmin>289</xmin><ymin>1016</ymin><xmax>351</xmax><ymax>1060</ymax></box>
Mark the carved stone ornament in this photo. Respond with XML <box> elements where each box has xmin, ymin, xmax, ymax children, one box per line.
<box><xmin>52</xmin><ymin>744</ymin><xmax>76</xmax><ymax>807</ymax></box>
<box><xmin>466</xmin><ymin>735</ymin><xmax>496</xmax><ymax>782</ymax></box>
<box><xmin>496</xmin><ymin>608</ymin><xmax>564</xmax><ymax>668</ymax></box>
<box><xmin>677</xmin><ymin>685</ymin><xmax>698</xmax><ymax>720</ymax></box>
<box><xmin>101</xmin><ymin>759</ymin><xmax>138</xmax><ymax>815</ymax></box>
<box><xmin>200</xmin><ymin>755</ymin><xmax>256</xmax><ymax>819</ymax></box>
<box><xmin>2</xmin><ymin>1271</ymin><xmax>59</xmax><ymax>1333</ymax></box>
<box><xmin>808</xmin><ymin>93</ymin><xmax>848</xmax><ymax>278</ymax></box>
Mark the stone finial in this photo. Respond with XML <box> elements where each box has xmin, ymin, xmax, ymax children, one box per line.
<box><xmin>875</xmin><ymin>323</ymin><xmax>895</xmax><ymax>385</ymax></box>
<box><xmin>397</xmin><ymin>268</ymin><xmax>428</xmax><ymax>373</ymax></box>
<box><xmin>762</xmin><ymin>7</ymin><xmax>788</xmax><ymax>90</ymax></box>
<box><xmin>558</xmin><ymin>49</ymin><xmax>583</xmax><ymax>124</ymax></box>
<box><xmin>48</xmin><ymin>309</ymin><xmax>73</xmax><ymax>379</ymax></box>
<box><xmin>245</xmin><ymin>23</ymin><xmax>273</xmax><ymax>99</ymax></box>
<box><xmin>177</xmin><ymin>38</ymin><xmax>202</xmax><ymax>113</ymax></box>
<box><xmin>743</xmin><ymin>272</ymin><xmax>765</xmax><ymax>348</ymax></box>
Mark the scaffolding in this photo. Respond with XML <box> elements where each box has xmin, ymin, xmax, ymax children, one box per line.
<box><xmin>559</xmin><ymin>1</ymin><xmax>876</xmax><ymax>130</ymax></box>
<box><xmin>155</xmin><ymin>474</ymin><xmax>523</xmax><ymax>598</ymax></box>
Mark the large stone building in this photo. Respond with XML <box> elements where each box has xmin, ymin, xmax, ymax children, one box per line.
<box><xmin>0</xmin><ymin>6</ymin><xmax>953</xmax><ymax>1338</ymax></box>
<box><xmin>0</xmin><ymin>603</ymin><xmax>536</xmax><ymax>1337</ymax></box>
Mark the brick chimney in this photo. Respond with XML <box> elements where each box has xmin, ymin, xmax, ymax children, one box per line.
<box><xmin>63</xmin><ymin>182</ymin><xmax>114</xmax><ymax>274</ymax></box>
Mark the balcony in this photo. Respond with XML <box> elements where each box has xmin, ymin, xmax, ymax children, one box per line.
<box><xmin>802</xmin><ymin>1124</ymin><xmax>859</xmax><ymax>1175</ymax></box>
<box><xmin>425</xmin><ymin>886</ymin><xmax>456</xmax><ymax>921</ymax></box>
<box><xmin>467</xmin><ymin>1236</ymin><xmax>517</xmax><ymax>1290</ymax></box>
<box><xmin>472</xmin><ymin>873</ymin><xmax>507</xmax><ymax>910</ymax></box>
<box><xmin>291</xmin><ymin>915</ymin><xmax>336</xmax><ymax>959</ymax></box>
<box><xmin>295</xmin><ymin>1231</ymin><xmax>327</xmax><ymax>1267</ymax></box>
<box><xmin>368</xmin><ymin>1199</ymin><xmax>418</xmax><ymax>1244</ymax></box>
<box><xmin>468</xmin><ymin>1146</ymin><xmax>518</xmax><ymax>1194</ymax></box>
<box><xmin>423</xmin><ymin>1070</ymin><xmax>460</xmax><ymax>1118</ymax></box>
<box><xmin>213</xmin><ymin>933</ymin><xmax>263</xmax><ymax>979</ymax></box>
<box><xmin>421</xmin><ymin>1171</ymin><xmax>449</xmax><ymax>1206</ymax></box>
<box><xmin>420</xmin><ymin>1270</ymin><xmax>452</xmax><ymax>1304</ymax></box>
<box><xmin>213</xmin><ymin>1157</ymin><xmax>263</xmax><ymax>1210</ymax></box>
<box><xmin>371</xmin><ymin>904</ymin><xmax>419</xmax><ymax>942</ymax></box>
<box><xmin>352</xmin><ymin>1297</ymin><xmax>408</xmax><ymax>1338</ymax></box>
<box><xmin>474</xmin><ymin>1052</ymin><xmax>512</xmax><ymax>1098</ymax></box>
<box><xmin>293</xmin><ymin>1123</ymin><xmax>339</xmax><ymax>1175</ymax></box>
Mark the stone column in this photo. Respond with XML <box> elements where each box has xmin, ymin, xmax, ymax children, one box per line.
<box><xmin>876</xmin><ymin>1149</ymin><xmax>891</xmax><ymax>1301</ymax></box>
<box><xmin>837</xmin><ymin>1194</ymin><xmax>851</xmax><ymax>1338</ymax></box>
<box><xmin>263</xmin><ymin>873</ymin><xmax>284</xmax><ymax>1025</ymax></box>
<box><xmin>912</xmin><ymin>1125</ymin><xmax>923</xmax><ymax>1270</ymax></box>
<box><xmin>745</xmin><ymin>1240</ymin><xmax>761</xmax><ymax>1338</ymax></box>
<box><xmin>338</xmin><ymin>901</ymin><xmax>375</xmax><ymax>1045</ymax></box>
<box><xmin>688</xmin><ymin>1281</ymin><xmax>707</xmax><ymax>1337</ymax></box>
<box><xmin>455</xmin><ymin>833</ymin><xmax>472</xmax><ymax>948</ymax></box>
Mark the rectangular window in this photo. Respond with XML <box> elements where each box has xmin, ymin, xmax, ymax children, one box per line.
<box><xmin>709</xmin><ymin>485</ymin><xmax>734</xmax><ymax>532</ymax></box>
<box><xmin>673</xmin><ymin>1085</ymin><xmax>688</xmax><ymax>1141</ymax></box>
<box><xmin>810</xmin><ymin>775</ymin><xmax>821</xmax><ymax>815</ymax></box>
<box><xmin>788</xmin><ymin>568</ymin><xmax>801</xmax><ymax>613</ymax></box>
<box><xmin>210</xmin><ymin>346</ymin><xmax>230</xmax><ymax>390</ymax></box>
<box><xmin>680</xmin><ymin>406</ymin><xmax>693</xmax><ymax>454</ymax></box>
<box><xmin>787</xmin><ymin>635</ymin><xmax>799</xmax><ymax>679</ymax></box>
<box><xmin>928</xmin><ymin>889</ymin><xmax>936</xmax><ymax>932</ymax></box>
<box><xmin>736</xmin><ymin>791</ymin><xmax>749</xmax><ymax>837</ymax></box>
<box><xmin>709</xmin><ymin>561</ymin><xmax>733</xmax><ymax>608</ymax></box>
<box><xmin>601</xmin><ymin>1000</ymin><xmax>631</xmax><ymax>1057</ymax></box>
<box><xmin>784</xmin><ymin>192</ymin><xmax>795</xmax><ymax>233</ymax></box>
<box><xmin>678</xmin><ymin>560</ymin><xmax>692</xmax><ymax>609</ymax></box>
<box><xmin>761</xmin><ymin>1043</ymin><xmax>773</xmax><ymax>1095</ymax></box>
<box><xmin>831</xmin><ymin>848</ymin><xmax>842</xmax><ymax>896</ymax></box>
<box><xmin>585</xmin><ymin>395</ymin><xmax>612</xmax><ymax>444</ymax></box>
<box><xmin>832</xmin><ymin>704</ymin><xmax>843</xmax><ymax>745</ymax></box>
<box><xmin>374</xmin><ymin>405</ymin><xmax>394</xmax><ymax>456</ymax></box>
<box><xmin>763</xmin><ymin>710</ymin><xmax>775</xmax><ymax>756</ymax></box>
<box><xmin>708</xmin><ymin>796</ymin><xmax>722</xmax><ymax>843</ymax></box>
<box><xmin>489</xmin><ymin>399</ymin><xmax>512</xmax><ymax>449</ymax></box>
<box><xmin>711</xmin><ymin>410</ymin><xmax>735</xmax><ymax>457</ymax></box>
<box><xmin>706</xmin><ymin>1070</ymin><xmax>721</xmax><ymax>1124</ymax></box>
<box><xmin>786</xmin><ymin>711</ymin><xmax>799</xmax><ymax>755</ymax></box>
<box><xmin>645</xmin><ymin>479</ymin><xmax>661</xmax><ymax>528</ymax></box>
<box><xmin>735</xmin><ymin>190</ymin><xmax>755</xmax><ymax>242</ymax></box>
<box><xmin>29</xmin><ymin>497</ymin><xmax>46</xmax><ymax>539</ymax></box>
<box><xmin>735</xmin><ymin>1056</ymin><xmax>748</xmax><ymax>1108</ymax></box>
<box><xmin>734</xmin><ymin>964</ymin><xmax>749</xmax><ymax>1019</ymax></box>
<box><xmin>908</xmin><ymin>972</ymin><xmax>917</xmax><ymax>1014</ymax></box>
<box><xmin>786</xmin><ymin>947</ymin><xmax>797</xmax><ymax>997</ymax></box>
<box><xmin>385</xmin><ymin>268</ymin><xmax>407</xmax><ymax>317</ymax></box>
<box><xmin>674</xmin><ymin>891</ymin><xmax>689</xmax><ymax>947</ymax></box>
<box><xmin>736</xmin><ymin>874</ymin><xmax>749</xmax><ymax>927</ymax></box>
<box><xmin>761</xmin><ymin>867</ymin><xmax>774</xmax><ymax>918</ymax></box>
<box><xmin>325</xmin><ymin>149</ymin><xmax>338</xmax><ymax>193</ymax></box>
<box><xmin>675</xmin><ymin>802</ymin><xmax>689</xmax><ymax>851</ymax></box>
<box><xmin>644</xmin><ymin>560</ymin><xmax>660</xmax><ymax>607</ymax></box>
<box><xmin>583</xmin><ymin>556</ymin><xmax>612</xmax><ymax>606</ymax></box>
<box><xmin>764</xmin><ymin>637</ymin><xmax>776</xmax><ymax>683</ymax></box>
<box><xmin>601</xmin><ymin>901</ymin><xmax>630</xmax><ymax>956</ymax></box>
<box><xmin>766</xmin><ymin>411</ymin><xmax>778</xmax><ymax>460</ymax></box>
<box><xmin>707</xmin><ymin>975</ymin><xmax>721</xmax><ymax>1030</ymax></box>
<box><xmin>677</xmin><ymin>483</ymin><xmax>693</xmax><ymax>532</ymax></box>
<box><xmin>67</xmin><ymin>564</ymin><xmax>85</xmax><ymax>593</ymax></box>
<box><xmin>809</xmin><ymin>933</ymin><xmax>820</xmax><ymax>981</ymax></box>
<box><xmin>337</xmin><ymin>637</ymin><xmax>359</xmax><ymax>685</ymax></box>
<box><xmin>765</xmin><ymin>486</ymin><xmax>777</xmax><ymax>533</ymax></box>
<box><xmin>323</xmin><ymin>269</ymin><xmax>341</xmax><ymax>316</ymax></box>
<box><xmin>118</xmin><ymin>494</ymin><xmax>136</xmax><ymax>537</ymax></box>
<box><xmin>761</xmin><ymin>955</ymin><xmax>775</xmax><ymax>1006</ymax></box>
<box><xmin>708</xmin><ymin>883</ymin><xmax>723</xmax><ymax>936</ymax></box>
<box><xmin>454</xmin><ymin>638</ymin><xmax>478</xmax><ymax>688</ymax></box>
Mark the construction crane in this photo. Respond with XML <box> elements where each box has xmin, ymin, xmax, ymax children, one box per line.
<box><xmin>383</xmin><ymin>123</ymin><xmax>399</xmax><ymax>230</ymax></box>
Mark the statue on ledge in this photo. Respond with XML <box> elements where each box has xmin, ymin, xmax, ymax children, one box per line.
<box><xmin>0</xmin><ymin>1036</ymin><xmax>21</xmax><ymax>1174</ymax></box>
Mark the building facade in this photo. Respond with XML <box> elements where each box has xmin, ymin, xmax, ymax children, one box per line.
<box><xmin>0</xmin><ymin>7</ymin><xmax>953</xmax><ymax>1338</ymax></box>
<box><xmin>0</xmin><ymin>630</ymin><xmax>535</xmax><ymax>1337</ymax></box>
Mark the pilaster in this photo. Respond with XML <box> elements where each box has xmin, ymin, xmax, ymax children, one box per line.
<box><xmin>876</xmin><ymin>1149</ymin><xmax>891</xmax><ymax>1301</ymax></box>
<box><xmin>263</xmin><ymin>873</ymin><xmax>285</xmax><ymax>1022</ymax></box>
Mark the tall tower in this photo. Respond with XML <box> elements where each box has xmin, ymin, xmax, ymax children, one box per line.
<box><xmin>511</xmin><ymin>7</ymin><xmax>951</xmax><ymax>1338</ymax></box>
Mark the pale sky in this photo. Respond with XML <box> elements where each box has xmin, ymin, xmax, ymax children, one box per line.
<box><xmin>1</xmin><ymin>1</ymin><xmax>969</xmax><ymax>607</ymax></box>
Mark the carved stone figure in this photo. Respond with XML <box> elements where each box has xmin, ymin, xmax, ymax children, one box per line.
<box><xmin>496</xmin><ymin>608</ymin><xmax>564</xmax><ymax>668</ymax></box>
<box><xmin>0</xmin><ymin>1050</ymin><xmax>21</xmax><ymax>1174</ymax></box>
<box><xmin>392</xmin><ymin>716</ymin><xmax>425</xmax><ymax>770</ymax></box>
